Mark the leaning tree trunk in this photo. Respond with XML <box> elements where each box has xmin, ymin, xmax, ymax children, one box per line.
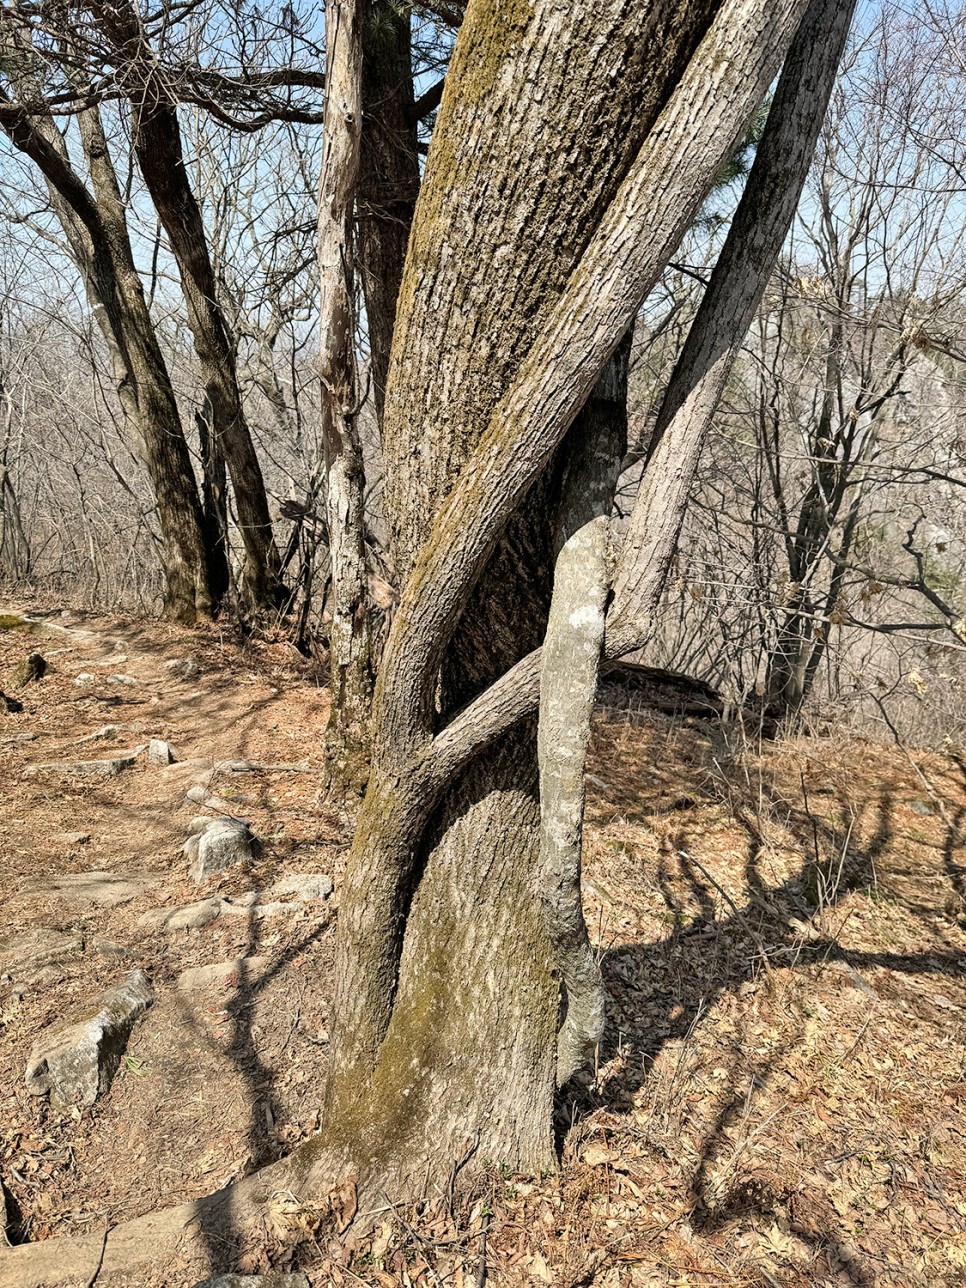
<box><xmin>0</xmin><ymin>45</ymin><xmax>216</xmax><ymax>621</ymax></box>
<box><xmin>90</xmin><ymin>0</ymin><xmax>285</xmax><ymax>616</ymax></box>
<box><xmin>316</xmin><ymin>0</ymin><xmax>814</xmax><ymax>1201</ymax></box>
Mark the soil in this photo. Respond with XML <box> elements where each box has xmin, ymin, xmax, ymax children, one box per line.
<box><xmin>1</xmin><ymin>603</ymin><xmax>965</xmax><ymax>1286</ymax></box>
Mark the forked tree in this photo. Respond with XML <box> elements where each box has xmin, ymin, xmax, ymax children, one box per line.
<box><xmin>1</xmin><ymin>0</ymin><xmax>854</xmax><ymax>1279</ymax></box>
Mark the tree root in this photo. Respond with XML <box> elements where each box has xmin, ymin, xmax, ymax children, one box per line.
<box><xmin>0</xmin><ymin>1149</ymin><xmax>314</xmax><ymax>1286</ymax></box>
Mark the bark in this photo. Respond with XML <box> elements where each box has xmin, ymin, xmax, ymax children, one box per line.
<box><xmin>197</xmin><ymin>405</ymin><xmax>232</xmax><ymax>609</ymax></box>
<box><xmin>538</xmin><ymin>338</ymin><xmax>630</xmax><ymax>1088</ymax></box>
<box><xmin>318</xmin><ymin>0</ymin><xmax>375</xmax><ymax>793</ymax></box>
<box><xmin>322</xmin><ymin>0</ymin><xmax>812</xmax><ymax>1205</ymax></box>
<box><xmin>609</xmin><ymin>0</ymin><xmax>858</xmax><ymax>650</ymax></box>
<box><xmin>89</xmin><ymin>0</ymin><xmax>286</xmax><ymax>615</ymax></box>
<box><xmin>0</xmin><ymin>377</ymin><xmax>29</xmax><ymax>579</ymax></box>
<box><xmin>0</xmin><ymin>42</ymin><xmax>215</xmax><ymax>620</ymax></box>
<box><xmin>357</xmin><ymin>0</ymin><xmax>420</xmax><ymax>425</ymax></box>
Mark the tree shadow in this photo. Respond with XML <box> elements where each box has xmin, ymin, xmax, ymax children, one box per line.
<box><xmin>562</xmin><ymin>737</ymin><xmax>966</xmax><ymax>1285</ymax></box>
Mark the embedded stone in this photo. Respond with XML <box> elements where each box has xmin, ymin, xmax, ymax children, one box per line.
<box><xmin>177</xmin><ymin>957</ymin><xmax>269</xmax><ymax>991</ymax></box>
<box><xmin>186</xmin><ymin>819</ymin><xmax>255</xmax><ymax>882</ymax></box>
<box><xmin>138</xmin><ymin>898</ymin><xmax>223</xmax><ymax>932</ymax></box>
<box><xmin>17</xmin><ymin>871</ymin><xmax>152</xmax><ymax>907</ymax></box>
<box><xmin>24</xmin><ymin>969</ymin><xmax>153</xmax><ymax>1106</ymax></box>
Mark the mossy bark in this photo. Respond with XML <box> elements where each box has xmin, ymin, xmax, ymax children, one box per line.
<box><xmin>321</xmin><ymin>0</ymin><xmax>730</xmax><ymax>1203</ymax></box>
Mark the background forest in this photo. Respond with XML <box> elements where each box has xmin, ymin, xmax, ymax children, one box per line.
<box><xmin>1</xmin><ymin>0</ymin><xmax>963</xmax><ymax>749</ymax></box>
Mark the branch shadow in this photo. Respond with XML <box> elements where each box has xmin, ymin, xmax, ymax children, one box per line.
<box><xmin>564</xmin><ymin>730</ymin><xmax>966</xmax><ymax>1286</ymax></box>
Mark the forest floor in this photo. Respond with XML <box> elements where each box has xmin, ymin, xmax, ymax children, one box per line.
<box><xmin>1</xmin><ymin>603</ymin><xmax>965</xmax><ymax>1287</ymax></box>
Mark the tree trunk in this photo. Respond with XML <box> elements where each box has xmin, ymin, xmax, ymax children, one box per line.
<box><xmin>357</xmin><ymin>0</ymin><xmax>420</xmax><ymax>426</ymax></box>
<box><xmin>319</xmin><ymin>0</ymin><xmax>811</xmax><ymax>1204</ymax></box>
<box><xmin>318</xmin><ymin>0</ymin><xmax>376</xmax><ymax>794</ymax></box>
<box><xmin>90</xmin><ymin>0</ymin><xmax>286</xmax><ymax>616</ymax></box>
<box><xmin>0</xmin><ymin>49</ymin><xmax>215</xmax><ymax>621</ymax></box>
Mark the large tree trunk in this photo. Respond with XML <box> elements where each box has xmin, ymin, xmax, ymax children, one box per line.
<box><xmin>319</xmin><ymin>0</ymin><xmax>811</xmax><ymax>1202</ymax></box>
<box><xmin>90</xmin><ymin>0</ymin><xmax>286</xmax><ymax>616</ymax></box>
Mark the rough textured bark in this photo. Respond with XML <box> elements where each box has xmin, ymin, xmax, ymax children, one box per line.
<box><xmin>357</xmin><ymin>0</ymin><xmax>420</xmax><ymax>425</ymax></box>
<box><xmin>90</xmin><ymin>0</ymin><xmax>285</xmax><ymax>614</ymax></box>
<box><xmin>0</xmin><ymin>41</ymin><xmax>215</xmax><ymax>621</ymax></box>
<box><xmin>608</xmin><ymin>0</ymin><xmax>858</xmax><ymax>649</ymax></box>
<box><xmin>322</xmin><ymin>0</ymin><xmax>812</xmax><ymax>1204</ymax></box>
<box><xmin>318</xmin><ymin>0</ymin><xmax>375</xmax><ymax>792</ymax></box>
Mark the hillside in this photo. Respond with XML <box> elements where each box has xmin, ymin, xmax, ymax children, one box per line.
<box><xmin>1</xmin><ymin>606</ymin><xmax>964</xmax><ymax>1287</ymax></box>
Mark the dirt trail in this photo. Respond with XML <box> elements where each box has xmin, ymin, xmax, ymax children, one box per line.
<box><xmin>0</xmin><ymin>606</ymin><xmax>341</xmax><ymax>1251</ymax></box>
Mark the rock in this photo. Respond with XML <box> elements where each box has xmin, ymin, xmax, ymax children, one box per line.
<box><xmin>61</xmin><ymin>832</ymin><xmax>91</xmax><ymax>847</ymax></box>
<box><xmin>182</xmin><ymin>783</ymin><xmax>242</xmax><ymax>814</ymax></box>
<box><xmin>92</xmin><ymin>938</ymin><xmax>136</xmax><ymax>959</ymax></box>
<box><xmin>220</xmin><ymin>899</ymin><xmax>292</xmax><ymax>920</ymax></box>
<box><xmin>148</xmin><ymin>738</ymin><xmax>176</xmax><ymax>765</ymax></box>
<box><xmin>187</xmin><ymin>815</ymin><xmax>211</xmax><ymax>835</ymax></box>
<box><xmin>75</xmin><ymin>725</ymin><xmax>120</xmax><ymax>743</ymax></box>
<box><xmin>190</xmin><ymin>1275</ymin><xmax>310</xmax><ymax>1288</ymax></box>
<box><xmin>13</xmin><ymin>652</ymin><xmax>46</xmax><ymax>687</ymax></box>
<box><xmin>74</xmin><ymin>673</ymin><xmax>97</xmax><ymax>688</ymax></box>
<box><xmin>24</xmin><ymin>969</ymin><xmax>153</xmax><ymax>1106</ymax></box>
<box><xmin>165</xmin><ymin>657</ymin><xmax>200</xmax><ymax>680</ymax></box>
<box><xmin>138</xmin><ymin>898</ymin><xmax>222</xmax><ymax>932</ymax></box>
<box><xmin>23</xmin><ymin>750</ymin><xmax>141</xmax><ymax>778</ymax></box>
<box><xmin>107</xmin><ymin>674</ymin><xmax>138</xmax><ymax>686</ymax></box>
<box><xmin>213</xmin><ymin>759</ymin><xmax>253</xmax><ymax>774</ymax></box>
<box><xmin>177</xmin><ymin>956</ymin><xmax>269</xmax><ymax>990</ymax></box>
<box><xmin>185</xmin><ymin>819</ymin><xmax>255</xmax><ymax>881</ymax></box>
<box><xmin>18</xmin><ymin>871</ymin><xmax>152</xmax><ymax>907</ymax></box>
<box><xmin>0</xmin><ymin>928</ymin><xmax>84</xmax><ymax>985</ymax></box>
<box><xmin>0</xmin><ymin>688</ymin><xmax>23</xmax><ymax>713</ymax></box>
<box><xmin>271</xmin><ymin>873</ymin><xmax>334</xmax><ymax>902</ymax></box>
<box><xmin>0</xmin><ymin>731</ymin><xmax>34</xmax><ymax>744</ymax></box>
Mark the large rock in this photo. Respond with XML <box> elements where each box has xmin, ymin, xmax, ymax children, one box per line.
<box><xmin>0</xmin><ymin>928</ymin><xmax>84</xmax><ymax>987</ymax></box>
<box><xmin>17</xmin><ymin>871</ymin><xmax>152</xmax><ymax>907</ymax></box>
<box><xmin>138</xmin><ymin>898</ymin><xmax>223</xmax><ymax>932</ymax></box>
<box><xmin>185</xmin><ymin>819</ymin><xmax>255</xmax><ymax>882</ymax></box>
<box><xmin>24</xmin><ymin>969</ymin><xmax>153</xmax><ymax>1106</ymax></box>
<box><xmin>13</xmin><ymin>652</ymin><xmax>46</xmax><ymax>687</ymax></box>
<box><xmin>23</xmin><ymin>750</ymin><xmax>141</xmax><ymax>779</ymax></box>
